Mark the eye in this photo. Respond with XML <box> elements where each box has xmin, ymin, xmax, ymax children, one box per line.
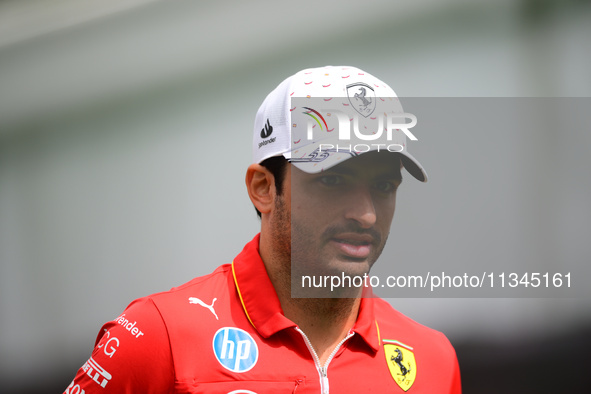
<box><xmin>374</xmin><ymin>180</ymin><xmax>399</xmax><ymax>193</ymax></box>
<box><xmin>318</xmin><ymin>175</ymin><xmax>342</xmax><ymax>186</ymax></box>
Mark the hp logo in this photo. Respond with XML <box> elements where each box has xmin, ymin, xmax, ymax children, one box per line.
<box><xmin>212</xmin><ymin>327</ymin><xmax>258</xmax><ymax>373</ymax></box>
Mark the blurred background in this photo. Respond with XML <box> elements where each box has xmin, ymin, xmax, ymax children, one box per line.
<box><xmin>1</xmin><ymin>0</ymin><xmax>590</xmax><ymax>392</ymax></box>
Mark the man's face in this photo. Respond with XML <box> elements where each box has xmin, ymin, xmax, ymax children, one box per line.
<box><xmin>280</xmin><ymin>151</ymin><xmax>402</xmax><ymax>284</ymax></box>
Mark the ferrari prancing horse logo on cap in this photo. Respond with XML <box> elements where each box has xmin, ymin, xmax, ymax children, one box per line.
<box><xmin>346</xmin><ymin>82</ymin><xmax>376</xmax><ymax>117</ymax></box>
<box><xmin>383</xmin><ymin>339</ymin><xmax>417</xmax><ymax>391</ymax></box>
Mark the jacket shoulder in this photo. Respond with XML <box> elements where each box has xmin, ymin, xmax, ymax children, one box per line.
<box><xmin>373</xmin><ymin>298</ymin><xmax>457</xmax><ymax>356</ymax></box>
<box><xmin>373</xmin><ymin>298</ymin><xmax>461</xmax><ymax>392</ymax></box>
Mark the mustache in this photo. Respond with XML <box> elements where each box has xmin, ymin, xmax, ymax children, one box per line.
<box><xmin>322</xmin><ymin>224</ymin><xmax>382</xmax><ymax>245</ymax></box>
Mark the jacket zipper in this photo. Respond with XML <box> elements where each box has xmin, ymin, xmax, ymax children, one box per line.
<box><xmin>294</xmin><ymin>327</ymin><xmax>355</xmax><ymax>394</ymax></box>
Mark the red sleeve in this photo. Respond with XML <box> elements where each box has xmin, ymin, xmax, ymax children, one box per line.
<box><xmin>64</xmin><ymin>297</ymin><xmax>174</xmax><ymax>393</ymax></box>
<box><xmin>450</xmin><ymin>352</ymin><xmax>462</xmax><ymax>393</ymax></box>
<box><xmin>446</xmin><ymin>334</ymin><xmax>462</xmax><ymax>394</ymax></box>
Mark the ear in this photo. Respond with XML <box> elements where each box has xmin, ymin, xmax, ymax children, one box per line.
<box><xmin>245</xmin><ymin>164</ymin><xmax>276</xmax><ymax>215</ymax></box>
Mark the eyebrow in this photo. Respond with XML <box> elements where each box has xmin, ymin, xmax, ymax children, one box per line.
<box><xmin>325</xmin><ymin>167</ymin><xmax>355</xmax><ymax>176</ymax></box>
<box><xmin>323</xmin><ymin>166</ymin><xmax>402</xmax><ymax>181</ymax></box>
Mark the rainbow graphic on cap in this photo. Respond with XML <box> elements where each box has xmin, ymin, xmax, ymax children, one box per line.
<box><xmin>302</xmin><ymin>107</ymin><xmax>328</xmax><ymax>131</ymax></box>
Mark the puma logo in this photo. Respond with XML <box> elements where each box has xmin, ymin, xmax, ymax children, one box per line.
<box><xmin>188</xmin><ymin>297</ymin><xmax>219</xmax><ymax>320</ymax></box>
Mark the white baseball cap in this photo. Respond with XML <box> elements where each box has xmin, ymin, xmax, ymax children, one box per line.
<box><xmin>252</xmin><ymin>66</ymin><xmax>427</xmax><ymax>182</ymax></box>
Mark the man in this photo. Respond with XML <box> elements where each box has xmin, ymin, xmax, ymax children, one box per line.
<box><xmin>64</xmin><ymin>66</ymin><xmax>461</xmax><ymax>393</ymax></box>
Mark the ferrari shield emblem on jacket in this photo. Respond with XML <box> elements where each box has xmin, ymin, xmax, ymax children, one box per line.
<box><xmin>384</xmin><ymin>339</ymin><xmax>417</xmax><ymax>391</ymax></box>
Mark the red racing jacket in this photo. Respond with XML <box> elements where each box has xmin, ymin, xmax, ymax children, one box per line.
<box><xmin>65</xmin><ymin>234</ymin><xmax>461</xmax><ymax>393</ymax></box>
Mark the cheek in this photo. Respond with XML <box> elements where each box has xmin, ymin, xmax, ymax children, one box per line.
<box><xmin>291</xmin><ymin>190</ymin><xmax>325</xmax><ymax>221</ymax></box>
<box><xmin>377</xmin><ymin>196</ymin><xmax>397</xmax><ymax>226</ymax></box>
<box><xmin>292</xmin><ymin>198</ymin><xmax>340</xmax><ymax>228</ymax></box>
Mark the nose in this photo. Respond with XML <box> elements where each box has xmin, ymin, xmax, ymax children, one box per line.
<box><xmin>344</xmin><ymin>185</ymin><xmax>377</xmax><ymax>228</ymax></box>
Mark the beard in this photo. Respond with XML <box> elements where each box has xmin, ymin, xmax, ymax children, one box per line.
<box><xmin>285</xmin><ymin>207</ymin><xmax>389</xmax><ymax>299</ymax></box>
<box><xmin>271</xmin><ymin>195</ymin><xmax>291</xmax><ymax>259</ymax></box>
<box><xmin>271</xmin><ymin>194</ymin><xmax>362</xmax><ymax>315</ymax></box>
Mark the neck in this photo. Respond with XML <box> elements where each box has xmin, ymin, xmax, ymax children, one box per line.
<box><xmin>282</xmin><ymin>296</ymin><xmax>360</xmax><ymax>364</ymax></box>
<box><xmin>260</xmin><ymin>238</ymin><xmax>361</xmax><ymax>364</ymax></box>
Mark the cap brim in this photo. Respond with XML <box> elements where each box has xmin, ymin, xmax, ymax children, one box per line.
<box><xmin>287</xmin><ymin>144</ymin><xmax>428</xmax><ymax>182</ymax></box>
<box><xmin>398</xmin><ymin>151</ymin><xmax>428</xmax><ymax>182</ymax></box>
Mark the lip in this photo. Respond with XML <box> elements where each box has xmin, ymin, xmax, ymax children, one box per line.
<box><xmin>330</xmin><ymin>233</ymin><xmax>375</xmax><ymax>259</ymax></box>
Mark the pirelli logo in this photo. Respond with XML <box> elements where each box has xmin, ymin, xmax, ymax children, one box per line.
<box><xmin>82</xmin><ymin>356</ymin><xmax>112</xmax><ymax>388</ymax></box>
